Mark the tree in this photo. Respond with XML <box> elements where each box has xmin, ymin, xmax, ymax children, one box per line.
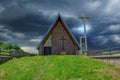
<box><xmin>0</xmin><ymin>42</ymin><xmax>3</xmax><ymax>48</ymax></box>
<box><xmin>13</xmin><ymin>45</ymin><xmax>20</xmax><ymax>51</ymax></box>
<box><xmin>2</xmin><ymin>43</ymin><xmax>13</xmax><ymax>50</ymax></box>
<box><xmin>0</xmin><ymin>41</ymin><xmax>24</xmax><ymax>52</ymax></box>
<box><xmin>6</xmin><ymin>43</ymin><xmax>13</xmax><ymax>50</ymax></box>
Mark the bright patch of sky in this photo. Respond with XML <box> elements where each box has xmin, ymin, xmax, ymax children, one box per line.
<box><xmin>72</xmin><ymin>24</ymin><xmax>91</xmax><ymax>35</ymax></box>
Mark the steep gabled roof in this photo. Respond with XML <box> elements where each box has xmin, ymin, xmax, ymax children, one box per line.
<box><xmin>37</xmin><ymin>14</ymin><xmax>80</xmax><ymax>50</ymax></box>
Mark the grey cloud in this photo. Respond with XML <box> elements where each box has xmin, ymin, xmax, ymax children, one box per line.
<box><xmin>0</xmin><ymin>0</ymin><xmax>120</xmax><ymax>52</ymax></box>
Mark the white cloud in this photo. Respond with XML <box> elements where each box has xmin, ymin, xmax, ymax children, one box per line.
<box><xmin>29</xmin><ymin>36</ymin><xmax>42</xmax><ymax>42</ymax></box>
<box><xmin>104</xmin><ymin>0</ymin><xmax>120</xmax><ymax>15</ymax></box>
<box><xmin>14</xmin><ymin>32</ymin><xmax>25</xmax><ymax>39</ymax></box>
<box><xmin>0</xmin><ymin>25</ymin><xmax>4</xmax><ymax>29</ymax></box>
<box><xmin>96</xmin><ymin>35</ymin><xmax>120</xmax><ymax>45</ymax></box>
<box><xmin>100</xmin><ymin>24</ymin><xmax>120</xmax><ymax>34</ymax></box>
<box><xmin>86</xmin><ymin>0</ymin><xmax>102</xmax><ymax>11</ymax></box>
<box><xmin>0</xmin><ymin>25</ymin><xmax>9</xmax><ymax>32</ymax></box>
<box><xmin>108</xmin><ymin>24</ymin><xmax>120</xmax><ymax>31</ymax></box>
<box><xmin>30</xmin><ymin>39</ymin><xmax>41</xmax><ymax>42</ymax></box>
<box><xmin>113</xmin><ymin>35</ymin><xmax>120</xmax><ymax>44</ymax></box>
<box><xmin>21</xmin><ymin>46</ymin><xmax>38</xmax><ymax>54</ymax></box>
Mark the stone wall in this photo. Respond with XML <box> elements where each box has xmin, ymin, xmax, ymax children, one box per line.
<box><xmin>86</xmin><ymin>50</ymin><xmax>102</xmax><ymax>56</ymax></box>
<box><xmin>0</xmin><ymin>51</ymin><xmax>35</xmax><ymax>64</ymax></box>
<box><xmin>92</xmin><ymin>56</ymin><xmax>120</xmax><ymax>65</ymax></box>
<box><xmin>9</xmin><ymin>51</ymin><xmax>34</xmax><ymax>57</ymax></box>
<box><xmin>0</xmin><ymin>56</ymin><xmax>12</xmax><ymax>64</ymax></box>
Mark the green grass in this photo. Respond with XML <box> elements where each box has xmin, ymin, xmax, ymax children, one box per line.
<box><xmin>0</xmin><ymin>61</ymin><xmax>3</xmax><ymax>64</ymax></box>
<box><xmin>0</xmin><ymin>55</ymin><xmax>120</xmax><ymax>80</ymax></box>
<box><xmin>0</xmin><ymin>52</ymin><xmax>9</xmax><ymax>56</ymax></box>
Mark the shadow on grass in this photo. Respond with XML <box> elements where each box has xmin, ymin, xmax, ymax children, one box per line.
<box><xmin>0</xmin><ymin>61</ymin><xmax>4</xmax><ymax>65</ymax></box>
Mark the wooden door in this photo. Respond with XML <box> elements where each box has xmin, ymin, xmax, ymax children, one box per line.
<box><xmin>44</xmin><ymin>47</ymin><xmax>51</xmax><ymax>55</ymax></box>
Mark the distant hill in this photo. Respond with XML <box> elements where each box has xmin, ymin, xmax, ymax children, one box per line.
<box><xmin>0</xmin><ymin>42</ymin><xmax>23</xmax><ymax>56</ymax></box>
<box><xmin>0</xmin><ymin>42</ymin><xmax>23</xmax><ymax>51</ymax></box>
<box><xmin>0</xmin><ymin>55</ymin><xmax>120</xmax><ymax>80</ymax></box>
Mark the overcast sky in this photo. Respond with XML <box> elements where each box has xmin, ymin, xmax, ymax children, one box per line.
<box><xmin>0</xmin><ymin>0</ymin><xmax>120</xmax><ymax>53</ymax></box>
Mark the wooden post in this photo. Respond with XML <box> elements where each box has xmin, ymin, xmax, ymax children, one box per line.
<box><xmin>79</xmin><ymin>13</ymin><xmax>90</xmax><ymax>51</ymax></box>
<box><xmin>80</xmin><ymin>36</ymin><xmax>84</xmax><ymax>54</ymax></box>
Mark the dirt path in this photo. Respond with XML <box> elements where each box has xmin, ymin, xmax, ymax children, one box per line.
<box><xmin>31</xmin><ymin>57</ymin><xmax>49</xmax><ymax>80</ymax></box>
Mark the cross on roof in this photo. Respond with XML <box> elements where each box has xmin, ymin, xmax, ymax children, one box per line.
<box><xmin>60</xmin><ymin>36</ymin><xmax>66</xmax><ymax>50</ymax></box>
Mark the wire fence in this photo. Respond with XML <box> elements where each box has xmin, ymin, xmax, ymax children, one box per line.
<box><xmin>100</xmin><ymin>46</ymin><xmax>120</xmax><ymax>56</ymax></box>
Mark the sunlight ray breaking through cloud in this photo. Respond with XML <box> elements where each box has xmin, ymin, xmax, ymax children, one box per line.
<box><xmin>72</xmin><ymin>24</ymin><xmax>92</xmax><ymax>35</ymax></box>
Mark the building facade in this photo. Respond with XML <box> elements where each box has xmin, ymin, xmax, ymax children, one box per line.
<box><xmin>37</xmin><ymin>14</ymin><xmax>80</xmax><ymax>55</ymax></box>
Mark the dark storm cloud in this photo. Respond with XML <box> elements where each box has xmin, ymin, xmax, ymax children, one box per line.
<box><xmin>0</xmin><ymin>0</ymin><xmax>120</xmax><ymax>53</ymax></box>
<box><xmin>4</xmin><ymin>12</ymin><xmax>52</xmax><ymax>34</ymax></box>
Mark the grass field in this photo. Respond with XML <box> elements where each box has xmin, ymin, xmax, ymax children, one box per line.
<box><xmin>0</xmin><ymin>52</ymin><xmax>9</xmax><ymax>56</ymax></box>
<box><xmin>0</xmin><ymin>55</ymin><xmax>120</xmax><ymax>80</ymax></box>
<box><xmin>0</xmin><ymin>61</ymin><xmax>3</xmax><ymax>64</ymax></box>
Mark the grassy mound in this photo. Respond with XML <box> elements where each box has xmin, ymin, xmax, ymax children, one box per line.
<box><xmin>0</xmin><ymin>52</ymin><xmax>9</xmax><ymax>56</ymax></box>
<box><xmin>0</xmin><ymin>55</ymin><xmax>120</xmax><ymax>80</ymax></box>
